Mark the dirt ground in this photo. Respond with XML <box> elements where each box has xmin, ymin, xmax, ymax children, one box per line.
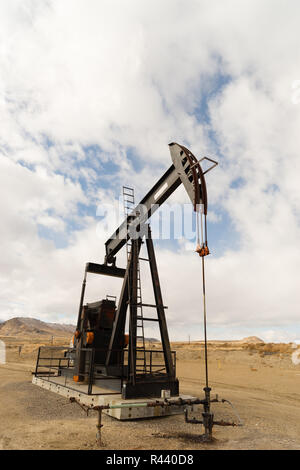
<box><xmin>0</xmin><ymin>336</ymin><xmax>300</xmax><ymax>450</ymax></box>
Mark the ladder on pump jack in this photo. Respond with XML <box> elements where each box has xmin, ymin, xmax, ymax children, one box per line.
<box><xmin>123</xmin><ymin>186</ymin><xmax>147</xmax><ymax>375</ymax></box>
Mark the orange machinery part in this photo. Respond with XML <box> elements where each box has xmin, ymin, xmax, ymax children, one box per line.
<box><xmin>86</xmin><ymin>332</ymin><xmax>95</xmax><ymax>345</ymax></box>
<box><xmin>195</xmin><ymin>244</ymin><xmax>210</xmax><ymax>257</ymax></box>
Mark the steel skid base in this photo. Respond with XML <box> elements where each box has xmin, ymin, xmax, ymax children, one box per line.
<box><xmin>32</xmin><ymin>376</ymin><xmax>195</xmax><ymax>421</ymax></box>
<box><xmin>103</xmin><ymin>395</ymin><xmax>192</xmax><ymax>420</ymax></box>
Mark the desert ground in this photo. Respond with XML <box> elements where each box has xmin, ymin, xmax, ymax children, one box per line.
<box><xmin>0</xmin><ymin>334</ymin><xmax>300</xmax><ymax>450</ymax></box>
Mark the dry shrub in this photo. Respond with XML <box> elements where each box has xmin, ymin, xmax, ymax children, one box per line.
<box><xmin>242</xmin><ymin>342</ymin><xmax>293</xmax><ymax>355</ymax></box>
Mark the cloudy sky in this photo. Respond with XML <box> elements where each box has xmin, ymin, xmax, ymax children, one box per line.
<box><xmin>1</xmin><ymin>0</ymin><xmax>300</xmax><ymax>343</ymax></box>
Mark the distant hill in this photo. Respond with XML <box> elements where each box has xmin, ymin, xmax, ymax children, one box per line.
<box><xmin>0</xmin><ymin>318</ymin><xmax>161</xmax><ymax>341</ymax></box>
<box><xmin>239</xmin><ymin>336</ymin><xmax>264</xmax><ymax>344</ymax></box>
<box><xmin>0</xmin><ymin>317</ymin><xmax>75</xmax><ymax>337</ymax></box>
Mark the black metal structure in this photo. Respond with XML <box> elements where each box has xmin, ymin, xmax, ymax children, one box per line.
<box><xmin>36</xmin><ymin>142</ymin><xmax>217</xmax><ymax>401</ymax></box>
<box><xmin>32</xmin><ymin>142</ymin><xmax>244</xmax><ymax>442</ymax></box>
<box><xmin>107</xmin><ymin>224</ymin><xmax>178</xmax><ymax>398</ymax></box>
<box><xmin>70</xmin><ymin>223</ymin><xmax>178</xmax><ymax>399</ymax></box>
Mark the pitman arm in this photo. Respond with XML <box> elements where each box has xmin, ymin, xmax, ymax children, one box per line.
<box><xmin>104</xmin><ymin>143</ymin><xmax>209</xmax><ymax>264</ymax></box>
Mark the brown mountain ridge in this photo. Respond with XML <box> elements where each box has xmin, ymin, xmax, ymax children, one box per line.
<box><xmin>0</xmin><ymin>317</ymin><xmax>75</xmax><ymax>337</ymax></box>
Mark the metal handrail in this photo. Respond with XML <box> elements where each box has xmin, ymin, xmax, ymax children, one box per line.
<box><xmin>34</xmin><ymin>346</ymin><xmax>177</xmax><ymax>395</ymax></box>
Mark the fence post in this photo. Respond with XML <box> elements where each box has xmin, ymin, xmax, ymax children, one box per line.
<box><xmin>35</xmin><ymin>347</ymin><xmax>41</xmax><ymax>376</ymax></box>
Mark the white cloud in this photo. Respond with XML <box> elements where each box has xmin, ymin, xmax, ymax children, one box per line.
<box><xmin>0</xmin><ymin>1</ymin><xmax>300</xmax><ymax>342</ymax></box>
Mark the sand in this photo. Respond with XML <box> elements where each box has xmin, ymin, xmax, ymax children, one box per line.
<box><xmin>0</xmin><ymin>335</ymin><xmax>300</xmax><ymax>450</ymax></box>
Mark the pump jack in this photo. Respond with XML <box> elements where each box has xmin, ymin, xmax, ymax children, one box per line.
<box><xmin>70</xmin><ymin>142</ymin><xmax>216</xmax><ymax>399</ymax></box>
<box><xmin>34</xmin><ymin>142</ymin><xmax>241</xmax><ymax>440</ymax></box>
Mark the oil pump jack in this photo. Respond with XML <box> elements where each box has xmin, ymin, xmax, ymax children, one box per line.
<box><xmin>34</xmin><ymin>142</ymin><xmax>241</xmax><ymax>441</ymax></box>
<box><xmin>70</xmin><ymin>142</ymin><xmax>217</xmax><ymax>400</ymax></box>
